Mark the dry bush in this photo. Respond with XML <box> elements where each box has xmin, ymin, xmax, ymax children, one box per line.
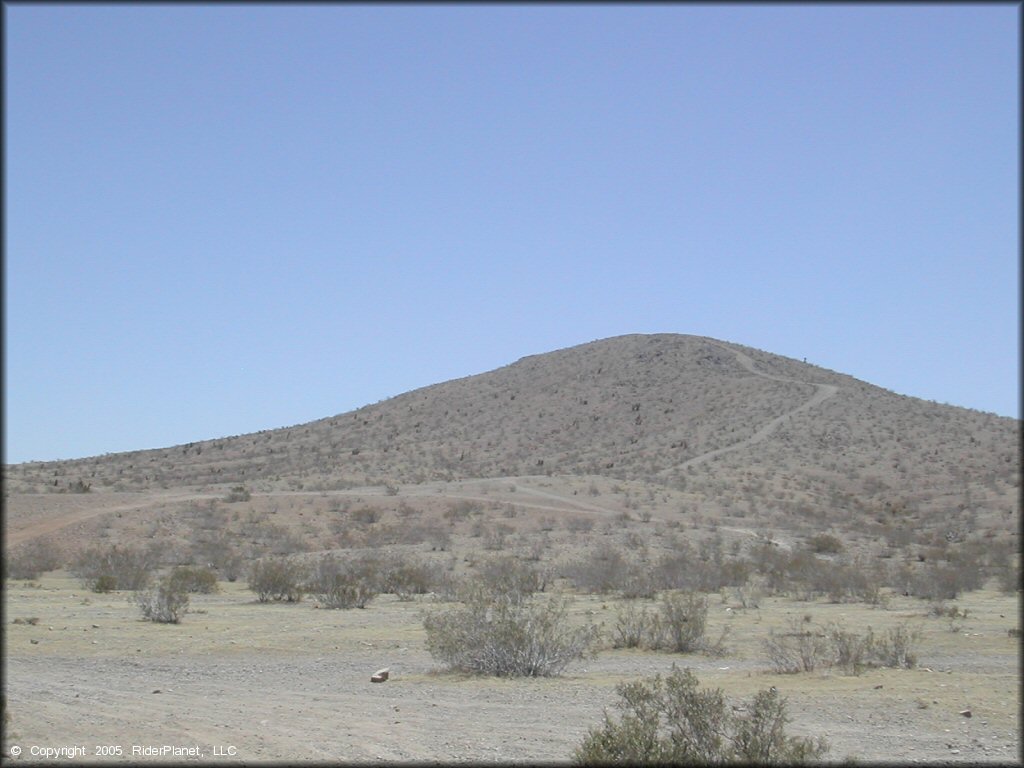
<box><xmin>652</xmin><ymin>592</ymin><xmax>728</xmax><ymax>655</ymax></box>
<box><xmin>612</xmin><ymin>592</ymin><xmax>727</xmax><ymax>656</ymax></box>
<box><xmin>134</xmin><ymin>578</ymin><xmax>190</xmax><ymax>624</ymax></box>
<box><xmin>997</xmin><ymin>559</ymin><xmax>1021</xmax><ymax>593</ymax></box>
<box><xmin>306</xmin><ymin>553</ymin><xmax>378</xmax><ymax>608</ymax></box>
<box><xmin>248</xmin><ymin>556</ymin><xmax>307</xmax><ymax>603</ymax></box>
<box><xmin>827</xmin><ymin>623</ymin><xmax>873</xmax><ymax>675</ymax></box>
<box><xmin>566</xmin><ymin>516</ymin><xmax>595</xmax><ymax>533</ymax></box>
<box><xmin>443</xmin><ymin>500</ymin><xmax>480</xmax><ymax>524</ymax></box>
<box><xmin>564</xmin><ymin>543</ymin><xmax>629</xmax><ymax>594</ymax></box>
<box><xmin>612</xmin><ymin>601</ymin><xmax>655</xmax><ymax>649</ymax></box>
<box><xmin>763</xmin><ymin>619</ymin><xmax>829</xmax><ymax>674</ymax></box>
<box><xmin>806</xmin><ymin>533</ymin><xmax>844</xmax><ymax>554</ymax></box>
<box><xmin>166</xmin><ymin>565</ymin><xmax>219</xmax><ymax>594</ymax></box>
<box><xmin>574</xmin><ymin>664</ymin><xmax>828</xmax><ymax>764</ymax></box>
<box><xmin>377</xmin><ymin>554</ymin><xmax>439</xmax><ymax>600</ymax></box>
<box><xmin>5</xmin><ymin>537</ymin><xmax>64</xmax><ymax>580</ymax></box>
<box><xmin>422</xmin><ymin>584</ymin><xmax>599</xmax><ymax>677</ymax></box>
<box><xmin>871</xmin><ymin>623</ymin><xmax>922</xmax><ymax>669</ymax></box>
<box><xmin>482</xmin><ymin>522</ymin><xmax>514</xmax><ymax>551</ymax></box>
<box><xmin>73</xmin><ymin>544</ymin><xmax>155</xmax><ymax>592</ymax></box>
<box><xmin>350</xmin><ymin>506</ymin><xmax>383</xmax><ymax>525</ymax></box>
<box><xmin>764</xmin><ymin>619</ymin><xmax>920</xmax><ymax>675</ymax></box>
<box><xmin>223</xmin><ymin>485</ymin><xmax>251</xmax><ymax>502</ymax></box>
<box><xmin>478</xmin><ymin>555</ymin><xmax>548</xmax><ymax>601</ymax></box>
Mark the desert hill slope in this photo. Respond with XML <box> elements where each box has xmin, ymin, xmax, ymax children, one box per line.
<box><xmin>5</xmin><ymin>333</ymin><xmax>1019</xmax><ymax>531</ymax></box>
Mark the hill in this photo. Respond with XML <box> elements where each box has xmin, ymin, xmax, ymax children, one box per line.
<box><xmin>4</xmin><ymin>333</ymin><xmax>1019</xmax><ymax>555</ymax></box>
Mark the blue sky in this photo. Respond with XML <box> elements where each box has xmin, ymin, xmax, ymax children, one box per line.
<box><xmin>5</xmin><ymin>4</ymin><xmax>1019</xmax><ymax>464</ymax></box>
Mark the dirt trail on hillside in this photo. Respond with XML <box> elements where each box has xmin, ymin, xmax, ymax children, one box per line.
<box><xmin>5</xmin><ymin>492</ymin><xmax>221</xmax><ymax>547</ymax></box>
<box><xmin>660</xmin><ymin>343</ymin><xmax>838</xmax><ymax>476</ymax></box>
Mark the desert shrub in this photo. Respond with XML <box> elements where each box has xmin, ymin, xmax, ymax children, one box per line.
<box><xmin>806</xmin><ymin>533</ymin><xmax>844</xmax><ymax>554</ymax></box>
<box><xmin>5</xmin><ymin>537</ymin><xmax>64</xmax><ymax>580</ymax></box>
<box><xmin>134</xmin><ymin>578</ymin><xmax>190</xmax><ymax>624</ymax></box>
<box><xmin>351</xmin><ymin>506</ymin><xmax>382</xmax><ymax>525</ymax></box>
<box><xmin>765</xmin><ymin>619</ymin><xmax>920</xmax><ymax>675</ymax></box>
<box><xmin>611</xmin><ymin>592</ymin><xmax>726</xmax><ymax>656</ymax></box>
<box><xmin>929</xmin><ymin>601</ymin><xmax>968</xmax><ymax>619</ymax></box>
<box><xmin>224</xmin><ymin>485</ymin><xmax>251</xmax><ymax>502</ymax></box>
<box><xmin>478</xmin><ymin>555</ymin><xmax>547</xmax><ymax>602</ymax></box>
<box><xmin>443</xmin><ymin>500</ymin><xmax>479</xmax><ymax>524</ymax></box>
<box><xmin>909</xmin><ymin>563</ymin><xmax>962</xmax><ymax>601</ymax></box>
<box><xmin>997</xmin><ymin>560</ymin><xmax>1021</xmax><ymax>593</ymax></box>
<box><xmin>306</xmin><ymin>553</ymin><xmax>379</xmax><ymax>608</ymax></box>
<box><xmin>826</xmin><ymin>623</ymin><xmax>873</xmax><ymax>675</ymax></box>
<box><xmin>248</xmin><ymin>556</ymin><xmax>307</xmax><ymax>603</ymax></box>
<box><xmin>612</xmin><ymin>601</ymin><xmax>655</xmax><ymax>649</ymax></box>
<box><xmin>422</xmin><ymin>585</ymin><xmax>599</xmax><ymax>677</ymax></box>
<box><xmin>566</xmin><ymin>516</ymin><xmax>595</xmax><ymax>534</ymax></box>
<box><xmin>482</xmin><ymin>522</ymin><xmax>514</xmax><ymax>551</ymax></box>
<box><xmin>377</xmin><ymin>554</ymin><xmax>439</xmax><ymax>600</ymax></box>
<box><xmin>763</xmin><ymin>619</ymin><xmax>829</xmax><ymax>674</ymax></box>
<box><xmin>73</xmin><ymin>544</ymin><xmax>154</xmax><ymax>592</ymax></box>
<box><xmin>68</xmin><ymin>478</ymin><xmax>92</xmax><ymax>493</ymax></box>
<box><xmin>653</xmin><ymin>591</ymin><xmax>729</xmax><ymax>655</ymax></box>
<box><xmin>656</xmin><ymin>542</ymin><xmax>750</xmax><ymax>594</ymax></box>
<box><xmin>619</xmin><ymin>561</ymin><xmax>658</xmax><ymax>600</ymax></box>
<box><xmin>574</xmin><ymin>664</ymin><xmax>828</xmax><ymax>764</ymax></box>
<box><xmin>167</xmin><ymin>565</ymin><xmax>219</xmax><ymax>594</ymax></box>
<box><xmin>872</xmin><ymin>623</ymin><xmax>921</xmax><ymax>669</ymax></box>
<box><xmin>565</xmin><ymin>543</ymin><xmax>629</xmax><ymax>594</ymax></box>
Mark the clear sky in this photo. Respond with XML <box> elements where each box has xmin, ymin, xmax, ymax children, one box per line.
<box><xmin>5</xmin><ymin>4</ymin><xmax>1019</xmax><ymax>464</ymax></box>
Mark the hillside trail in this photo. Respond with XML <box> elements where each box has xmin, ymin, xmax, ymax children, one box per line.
<box><xmin>5</xmin><ymin>490</ymin><xmax>222</xmax><ymax>546</ymax></box>
<box><xmin>7</xmin><ymin>343</ymin><xmax>836</xmax><ymax>548</ymax></box>
<box><xmin>659</xmin><ymin>342</ymin><xmax>839</xmax><ymax>476</ymax></box>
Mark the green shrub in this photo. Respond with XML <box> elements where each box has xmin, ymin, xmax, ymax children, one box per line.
<box><xmin>248</xmin><ymin>556</ymin><xmax>307</xmax><ymax>603</ymax></box>
<box><xmin>167</xmin><ymin>566</ymin><xmax>219</xmax><ymax>594</ymax></box>
<box><xmin>574</xmin><ymin>664</ymin><xmax>828</xmax><ymax>764</ymax></box>
<box><xmin>423</xmin><ymin>585</ymin><xmax>599</xmax><ymax>677</ymax></box>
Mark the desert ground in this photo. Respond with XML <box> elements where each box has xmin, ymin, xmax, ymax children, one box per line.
<box><xmin>4</xmin><ymin>566</ymin><xmax>1019</xmax><ymax>764</ymax></box>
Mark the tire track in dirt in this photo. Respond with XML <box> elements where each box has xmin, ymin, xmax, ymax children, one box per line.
<box><xmin>5</xmin><ymin>492</ymin><xmax>220</xmax><ymax>546</ymax></box>
<box><xmin>661</xmin><ymin>342</ymin><xmax>838</xmax><ymax>475</ymax></box>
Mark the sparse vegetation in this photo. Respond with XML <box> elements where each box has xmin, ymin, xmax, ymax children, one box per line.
<box><xmin>765</xmin><ymin>618</ymin><xmax>921</xmax><ymax>675</ymax></box>
<box><xmin>166</xmin><ymin>565</ymin><xmax>219</xmax><ymax>594</ymax></box>
<box><xmin>574</xmin><ymin>664</ymin><xmax>829</xmax><ymax>764</ymax></box>
<box><xmin>423</xmin><ymin>581</ymin><xmax>599</xmax><ymax>677</ymax></box>
<box><xmin>612</xmin><ymin>591</ymin><xmax>728</xmax><ymax>656</ymax></box>
<box><xmin>248</xmin><ymin>556</ymin><xmax>307</xmax><ymax>603</ymax></box>
<box><xmin>134</xmin><ymin>577</ymin><xmax>190</xmax><ymax>623</ymax></box>
<box><xmin>224</xmin><ymin>485</ymin><xmax>252</xmax><ymax>502</ymax></box>
<box><xmin>4</xmin><ymin>537</ymin><xmax>64</xmax><ymax>580</ymax></box>
<box><xmin>306</xmin><ymin>553</ymin><xmax>378</xmax><ymax>608</ymax></box>
<box><xmin>73</xmin><ymin>544</ymin><xmax>154</xmax><ymax>592</ymax></box>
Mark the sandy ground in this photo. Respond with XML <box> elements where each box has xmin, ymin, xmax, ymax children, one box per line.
<box><xmin>3</xmin><ymin>577</ymin><xmax>1020</xmax><ymax>765</ymax></box>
